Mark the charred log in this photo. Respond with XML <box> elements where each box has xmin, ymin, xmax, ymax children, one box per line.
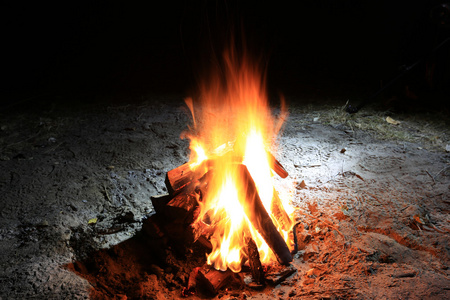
<box><xmin>265</xmin><ymin>265</ymin><xmax>297</xmax><ymax>285</ymax></box>
<box><xmin>267</xmin><ymin>151</ymin><xmax>289</xmax><ymax>178</ymax></box>
<box><xmin>165</xmin><ymin>193</ymin><xmax>198</xmax><ymax>222</ymax></box>
<box><xmin>271</xmin><ymin>189</ymin><xmax>293</xmax><ymax>231</ymax></box>
<box><xmin>192</xmin><ymin>265</ymin><xmax>234</xmax><ymax>295</ymax></box>
<box><xmin>165</xmin><ymin>149</ymin><xmax>287</xmax><ymax>196</ymax></box>
<box><xmin>245</xmin><ymin>236</ymin><xmax>265</xmax><ymax>285</ymax></box>
<box><xmin>184</xmin><ymin>267</ymin><xmax>200</xmax><ymax>296</ymax></box>
<box><xmin>165</xmin><ymin>162</ymin><xmax>199</xmax><ymax>196</ymax></box>
<box><xmin>150</xmin><ymin>194</ymin><xmax>172</xmax><ymax>214</ymax></box>
<box><xmin>236</xmin><ymin>164</ymin><xmax>292</xmax><ymax>265</ymax></box>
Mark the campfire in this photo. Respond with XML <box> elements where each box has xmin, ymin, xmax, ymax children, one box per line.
<box><xmin>156</xmin><ymin>48</ymin><xmax>296</xmax><ymax>294</ymax></box>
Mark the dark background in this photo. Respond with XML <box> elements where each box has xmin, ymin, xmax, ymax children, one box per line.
<box><xmin>2</xmin><ymin>0</ymin><xmax>449</xmax><ymax>108</ymax></box>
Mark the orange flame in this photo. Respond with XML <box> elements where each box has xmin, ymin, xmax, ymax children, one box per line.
<box><xmin>185</xmin><ymin>48</ymin><xmax>292</xmax><ymax>272</ymax></box>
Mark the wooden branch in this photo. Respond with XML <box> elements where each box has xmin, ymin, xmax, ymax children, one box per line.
<box><xmin>164</xmin><ymin>193</ymin><xmax>198</xmax><ymax>221</ymax></box>
<box><xmin>236</xmin><ymin>164</ymin><xmax>292</xmax><ymax>265</ymax></box>
<box><xmin>265</xmin><ymin>265</ymin><xmax>296</xmax><ymax>285</ymax></box>
<box><xmin>184</xmin><ymin>267</ymin><xmax>200</xmax><ymax>296</ymax></box>
<box><xmin>150</xmin><ymin>194</ymin><xmax>172</xmax><ymax>215</ymax></box>
<box><xmin>166</xmin><ymin>193</ymin><xmax>195</xmax><ymax>209</ymax></box>
<box><xmin>195</xmin><ymin>265</ymin><xmax>234</xmax><ymax>295</ymax></box>
<box><xmin>165</xmin><ymin>144</ymin><xmax>288</xmax><ymax>197</ymax></box>
<box><xmin>245</xmin><ymin>235</ymin><xmax>265</xmax><ymax>285</ymax></box>
<box><xmin>271</xmin><ymin>189</ymin><xmax>293</xmax><ymax>231</ymax></box>
<box><xmin>165</xmin><ymin>162</ymin><xmax>201</xmax><ymax>195</ymax></box>
<box><xmin>165</xmin><ymin>151</ymin><xmax>239</xmax><ymax>196</ymax></box>
<box><xmin>267</xmin><ymin>151</ymin><xmax>288</xmax><ymax>178</ymax></box>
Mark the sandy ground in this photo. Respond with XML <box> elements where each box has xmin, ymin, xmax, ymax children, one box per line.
<box><xmin>0</xmin><ymin>93</ymin><xmax>449</xmax><ymax>299</ymax></box>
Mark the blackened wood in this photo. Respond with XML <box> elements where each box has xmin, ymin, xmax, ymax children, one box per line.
<box><xmin>195</xmin><ymin>235</ymin><xmax>213</xmax><ymax>251</ymax></box>
<box><xmin>271</xmin><ymin>189</ymin><xmax>293</xmax><ymax>231</ymax></box>
<box><xmin>165</xmin><ymin>147</ymin><xmax>237</xmax><ymax>196</ymax></box>
<box><xmin>165</xmin><ymin>146</ymin><xmax>287</xmax><ymax>196</ymax></box>
<box><xmin>236</xmin><ymin>164</ymin><xmax>292</xmax><ymax>265</ymax></box>
<box><xmin>245</xmin><ymin>236</ymin><xmax>265</xmax><ymax>285</ymax></box>
<box><xmin>165</xmin><ymin>160</ymin><xmax>214</xmax><ymax>196</ymax></box>
<box><xmin>165</xmin><ymin>162</ymin><xmax>196</xmax><ymax>195</ymax></box>
<box><xmin>267</xmin><ymin>151</ymin><xmax>288</xmax><ymax>178</ymax></box>
<box><xmin>150</xmin><ymin>194</ymin><xmax>172</xmax><ymax>214</ymax></box>
<box><xmin>196</xmin><ymin>265</ymin><xmax>234</xmax><ymax>295</ymax></box>
<box><xmin>165</xmin><ymin>193</ymin><xmax>198</xmax><ymax>221</ymax></box>
<box><xmin>167</xmin><ymin>193</ymin><xmax>196</xmax><ymax>210</ymax></box>
<box><xmin>292</xmin><ymin>222</ymin><xmax>299</xmax><ymax>253</ymax></box>
<box><xmin>185</xmin><ymin>267</ymin><xmax>200</xmax><ymax>294</ymax></box>
<box><xmin>265</xmin><ymin>265</ymin><xmax>297</xmax><ymax>285</ymax></box>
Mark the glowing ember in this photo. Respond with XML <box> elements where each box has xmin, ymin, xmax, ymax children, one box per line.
<box><xmin>184</xmin><ymin>48</ymin><xmax>293</xmax><ymax>272</ymax></box>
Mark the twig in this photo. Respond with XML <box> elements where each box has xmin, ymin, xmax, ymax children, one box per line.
<box><xmin>43</xmin><ymin>142</ymin><xmax>64</xmax><ymax>154</ymax></box>
<box><xmin>425</xmin><ymin>170</ymin><xmax>435</xmax><ymax>184</ymax></box>
<box><xmin>295</xmin><ymin>210</ymin><xmax>345</xmax><ymax>238</ymax></box>
<box><xmin>429</xmin><ymin>224</ymin><xmax>450</xmax><ymax>234</ymax></box>
<box><xmin>103</xmin><ymin>185</ymin><xmax>112</xmax><ymax>203</ymax></box>
<box><xmin>433</xmin><ymin>165</ymin><xmax>450</xmax><ymax>182</ymax></box>
<box><xmin>3</xmin><ymin>130</ymin><xmax>41</xmax><ymax>149</ymax></box>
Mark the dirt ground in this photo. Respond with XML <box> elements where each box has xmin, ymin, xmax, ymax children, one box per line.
<box><xmin>0</xmin><ymin>92</ymin><xmax>449</xmax><ymax>299</ymax></box>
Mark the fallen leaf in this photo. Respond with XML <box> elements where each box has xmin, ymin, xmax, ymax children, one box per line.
<box><xmin>446</xmin><ymin>144</ymin><xmax>450</xmax><ymax>152</ymax></box>
<box><xmin>88</xmin><ymin>218</ymin><xmax>98</xmax><ymax>225</ymax></box>
<box><xmin>386</xmin><ymin>116</ymin><xmax>400</xmax><ymax>125</ymax></box>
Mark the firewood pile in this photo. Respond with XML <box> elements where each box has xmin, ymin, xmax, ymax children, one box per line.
<box><xmin>145</xmin><ymin>148</ymin><xmax>297</xmax><ymax>295</ymax></box>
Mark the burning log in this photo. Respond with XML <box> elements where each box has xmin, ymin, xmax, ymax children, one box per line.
<box><xmin>267</xmin><ymin>151</ymin><xmax>289</xmax><ymax>178</ymax></box>
<box><xmin>165</xmin><ymin>162</ymin><xmax>199</xmax><ymax>196</ymax></box>
<box><xmin>236</xmin><ymin>164</ymin><xmax>292</xmax><ymax>265</ymax></box>
<box><xmin>164</xmin><ymin>193</ymin><xmax>198</xmax><ymax>222</ymax></box>
<box><xmin>165</xmin><ymin>149</ymin><xmax>288</xmax><ymax>196</ymax></box>
<box><xmin>187</xmin><ymin>265</ymin><xmax>234</xmax><ymax>295</ymax></box>
<box><xmin>163</xmin><ymin>149</ymin><xmax>293</xmax><ymax>272</ymax></box>
<box><xmin>185</xmin><ymin>267</ymin><xmax>200</xmax><ymax>295</ymax></box>
<box><xmin>271</xmin><ymin>189</ymin><xmax>293</xmax><ymax>231</ymax></box>
<box><xmin>245</xmin><ymin>235</ymin><xmax>265</xmax><ymax>285</ymax></box>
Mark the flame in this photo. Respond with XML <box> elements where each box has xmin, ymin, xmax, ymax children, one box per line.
<box><xmin>185</xmin><ymin>48</ymin><xmax>292</xmax><ymax>272</ymax></box>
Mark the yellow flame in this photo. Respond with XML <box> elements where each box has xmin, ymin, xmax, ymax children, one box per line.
<box><xmin>185</xmin><ymin>47</ymin><xmax>292</xmax><ymax>272</ymax></box>
<box><xmin>206</xmin><ymin>176</ymin><xmax>245</xmax><ymax>272</ymax></box>
<box><xmin>189</xmin><ymin>141</ymin><xmax>208</xmax><ymax>169</ymax></box>
<box><xmin>243</xmin><ymin>130</ymin><xmax>274</xmax><ymax>209</ymax></box>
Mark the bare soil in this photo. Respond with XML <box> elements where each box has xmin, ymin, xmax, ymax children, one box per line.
<box><xmin>0</xmin><ymin>93</ymin><xmax>449</xmax><ymax>299</ymax></box>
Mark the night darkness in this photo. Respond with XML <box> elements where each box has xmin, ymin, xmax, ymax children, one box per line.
<box><xmin>2</xmin><ymin>1</ymin><xmax>450</xmax><ymax>109</ymax></box>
